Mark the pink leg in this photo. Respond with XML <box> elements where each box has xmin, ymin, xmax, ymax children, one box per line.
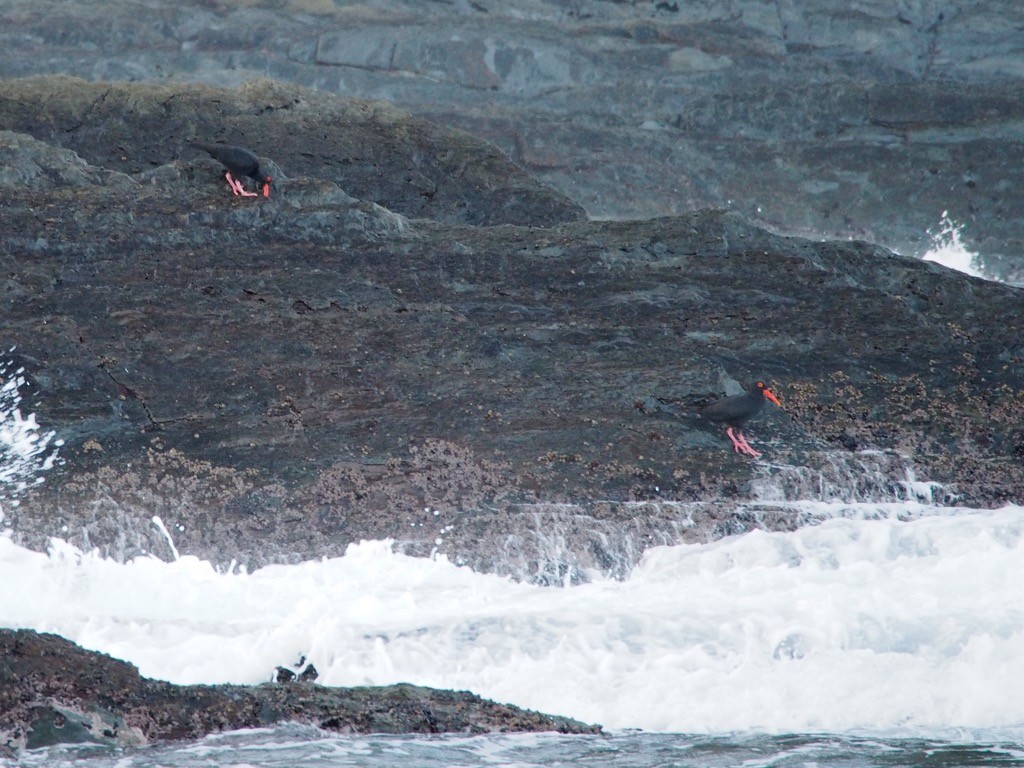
<box><xmin>224</xmin><ymin>172</ymin><xmax>257</xmax><ymax>197</ymax></box>
<box><xmin>725</xmin><ymin>427</ymin><xmax>745</xmax><ymax>453</ymax></box>
<box><xmin>726</xmin><ymin>427</ymin><xmax>762</xmax><ymax>458</ymax></box>
<box><xmin>736</xmin><ymin>432</ymin><xmax>762</xmax><ymax>458</ymax></box>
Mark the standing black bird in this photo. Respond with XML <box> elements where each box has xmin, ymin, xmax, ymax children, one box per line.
<box><xmin>191</xmin><ymin>141</ymin><xmax>272</xmax><ymax>198</ymax></box>
<box><xmin>699</xmin><ymin>380</ymin><xmax>782</xmax><ymax>457</ymax></box>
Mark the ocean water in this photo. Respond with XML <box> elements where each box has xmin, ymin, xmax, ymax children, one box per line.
<box><xmin>3</xmin><ymin>230</ymin><xmax>1024</xmax><ymax>766</ymax></box>
<box><xmin>3</xmin><ymin>505</ymin><xmax>1024</xmax><ymax>731</ymax></box>
<box><xmin>17</xmin><ymin>727</ymin><xmax>1024</xmax><ymax>768</ymax></box>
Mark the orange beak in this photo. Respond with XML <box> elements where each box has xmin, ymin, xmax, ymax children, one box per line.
<box><xmin>262</xmin><ymin>181</ymin><xmax>271</xmax><ymax>198</ymax></box>
<box><xmin>763</xmin><ymin>388</ymin><xmax>782</xmax><ymax>407</ymax></box>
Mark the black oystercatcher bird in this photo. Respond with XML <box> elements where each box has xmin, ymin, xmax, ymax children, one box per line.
<box><xmin>191</xmin><ymin>141</ymin><xmax>272</xmax><ymax>198</ymax></box>
<box><xmin>699</xmin><ymin>380</ymin><xmax>782</xmax><ymax>458</ymax></box>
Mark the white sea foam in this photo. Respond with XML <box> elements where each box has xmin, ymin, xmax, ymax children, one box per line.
<box><xmin>1</xmin><ymin>351</ymin><xmax>1021</xmax><ymax>741</ymax></box>
<box><xmin>921</xmin><ymin>211</ymin><xmax>988</xmax><ymax>279</ymax></box>
<box><xmin>2</xmin><ymin>505</ymin><xmax>1023</xmax><ymax>737</ymax></box>
<box><xmin>0</xmin><ymin>352</ymin><xmax>63</xmax><ymax>517</ymax></box>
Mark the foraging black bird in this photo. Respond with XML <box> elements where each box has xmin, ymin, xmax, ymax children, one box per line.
<box><xmin>699</xmin><ymin>380</ymin><xmax>782</xmax><ymax>458</ymax></box>
<box><xmin>191</xmin><ymin>141</ymin><xmax>272</xmax><ymax>198</ymax></box>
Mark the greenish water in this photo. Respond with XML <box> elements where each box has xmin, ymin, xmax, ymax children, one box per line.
<box><xmin>14</xmin><ymin>726</ymin><xmax>1024</xmax><ymax>768</ymax></box>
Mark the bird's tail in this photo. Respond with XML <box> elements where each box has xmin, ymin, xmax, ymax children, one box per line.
<box><xmin>188</xmin><ymin>139</ymin><xmax>221</xmax><ymax>154</ymax></box>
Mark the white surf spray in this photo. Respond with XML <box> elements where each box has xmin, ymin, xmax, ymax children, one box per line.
<box><xmin>0</xmin><ymin>352</ymin><xmax>1021</xmax><ymax>741</ymax></box>
<box><xmin>0</xmin><ymin>352</ymin><xmax>63</xmax><ymax>521</ymax></box>
<box><xmin>921</xmin><ymin>211</ymin><xmax>989</xmax><ymax>279</ymax></box>
<box><xmin>151</xmin><ymin>515</ymin><xmax>182</xmax><ymax>561</ymax></box>
<box><xmin>1</xmin><ymin>505</ymin><xmax>1023</xmax><ymax>738</ymax></box>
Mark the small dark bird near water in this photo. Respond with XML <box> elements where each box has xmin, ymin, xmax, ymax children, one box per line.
<box><xmin>699</xmin><ymin>380</ymin><xmax>782</xmax><ymax>458</ymax></box>
<box><xmin>191</xmin><ymin>141</ymin><xmax>272</xmax><ymax>198</ymax></box>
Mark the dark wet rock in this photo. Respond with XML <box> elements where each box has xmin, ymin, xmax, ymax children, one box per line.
<box><xmin>0</xmin><ymin>75</ymin><xmax>585</xmax><ymax>229</ymax></box>
<box><xmin>274</xmin><ymin>659</ymin><xmax>318</xmax><ymax>683</ymax></box>
<box><xmin>0</xmin><ymin>629</ymin><xmax>598</xmax><ymax>752</ymax></box>
<box><xmin>0</xmin><ymin>80</ymin><xmax>1022</xmax><ymax>584</ymax></box>
<box><xmin>1</xmin><ymin>12</ymin><xmax>1021</xmax><ymax>755</ymax></box>
<box><xmin>0</xmin><ymin>2</ymin><xmax>1023</xmax><ymax>278</ymax></box>
<box><xmin>0</xmin><ymin>130</ymin><xmax>136</xmax><ymax>192</ymax></box>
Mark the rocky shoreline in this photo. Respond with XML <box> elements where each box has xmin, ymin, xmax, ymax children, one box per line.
<box><xmin>2</xmin><ymin>0</ymin><xmax>1024</xmax><ymax>278</ymax></box>
<box><xmin>2</xmin><ymin>3</ymin><xmax>1024</xmax><ymax>750</ymax></box>
<box><xmin>1</xmin><ymin>76</ymin><xmax>1023</xmax><ymax>579</ymax></box>
<box><xmin>0</xmin><ymin>629</ymin><xmax>598</xmax><ymax>755</ymax></box>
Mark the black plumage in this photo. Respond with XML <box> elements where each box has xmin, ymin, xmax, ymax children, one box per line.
<box><xmin>191</xmin><ymin>141</ymin><xmax>272</xmax><ymax>198</ymax></box>
<box><xmin>699</xmin><ymin>380</ymin><xmax>781</xmax><ymax>457</ymax></box>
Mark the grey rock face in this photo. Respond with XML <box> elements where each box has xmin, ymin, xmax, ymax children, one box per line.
<box><xmin>3</xmin><ymin>11</ymin><xmax>1021</xmax><ymax>753</ymax></box>
<box><xmin>1</xmin><ymin>79</ymin><xmax>1022</xmax><ymax>584</ymax></box>
<box><xmin>0</xmin><ymin>75</ymin><xmax>585</xmax><ymax>228</ymax></box>
<box><xmin>1</xmin><ymin>1</ymin><xmax>1023</xmax><ymax>278</ymax></box>
<box><xmin>0</xmin><ymin>130</ymin><xmax>136</xmax><ymax>191</ymax></box>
